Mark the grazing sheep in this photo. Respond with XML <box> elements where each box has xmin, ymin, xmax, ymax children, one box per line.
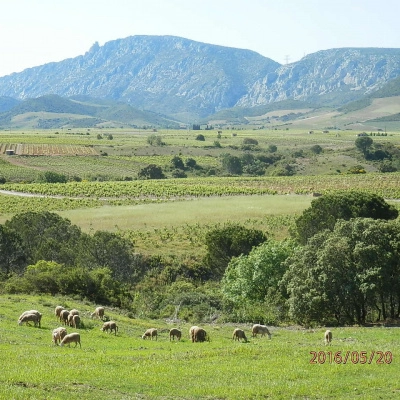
<box><xmin>189</xmin><ymin>326</ymin><xmax>199</xmax><ymax>340</ymax></box>
<box><xmin>69</xmin><ymin>309</ymin><xmax>80</xmax><ymax>316</ymax></box>
<box><xmin>18</xmin><ymin>313</ymin><xmax>40</xmax><ymax>327</ymax></box>
<box><xmin>169</xmin><ymin>328</ymin><xmax>182</xmax><ymax>341</ymax></box>
<box><xmin>232</xmin><ymin>328</ymin><xmax>247</xmax><ymax>342</ymax></box>
<box><xmin>324</xmin><ymin>330</ymin><xmax>332</xmax><ymax>345</ymax></box>
<box><xmin>142</xmin><ymin>328</ymin><xmax>158</xmax><ymax>340</ymax></box>
<box><xmin>60</xmin><ymin>332</ymin><xmax>81</xmax><ymax>348</ymax></box>
<box><xmin>101</xmin><ymin>321</ymin><xmax>118</xmax><ymax>335</ymax></box>
<box><xmin>60</xmin><ymin>309</ymin><xmax>70</xmax><ymax>326</ymax></box>
<box><xmin>54</xmin><ymin>306</ymin><xmax>64</xmax><ymax>319</ymax></box>
<box><xmin>191</xmin><ymin>326</ymin><xmax>208</xmax><ymax>343</ymax></box>
<box><xmin>52</xmin><ymin>327</ymin><xmax>67</xmax><ymax>345</ymax></box>
<box><xmin>91</xmin><ymin>306</ymin><xmax>105</xmax><ymax>320</ymax></box>
<box><xmin>18</xmin><ymin>310</ymin><xmax>42</xmax><ymax>327</ymax></box>
<box><xmin>67</xmin><ymin>313</ymin><xmax>74</xmax><ymax>327</ymax></box>
<box><xmin>252</xmin><ymin>324</ymin><xmax>272</xmax><ymax>339</ymax></box>
<box><xmin>72</xmin><ymin>314</ymin><xmax>81</xmax><ymax>329</ymax></box>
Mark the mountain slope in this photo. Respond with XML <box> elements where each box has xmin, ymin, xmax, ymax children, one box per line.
<box><xmin>0</xmin><ymin>36</ymin><xmax>279</xmax><ymax>119</ymax></box>
<box><xmin>236</xmin><ymin>48</ymin><xmax>400</xmax><ymax>108</ymax></box>
<box><xmin>0</xmin><ymin>94</ymin><xmax>179</xmax><ymax>128</ymax></box>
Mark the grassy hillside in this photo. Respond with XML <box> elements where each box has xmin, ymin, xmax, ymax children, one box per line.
<box><xmin>0</xmin><ymin>95</ymin><xmax>179</xmax><ymax>129</ymax></box>
<box><xmin>1</xmin><ymin>295</ymin><xmax>399</xmax><ymax>399</ymax></box>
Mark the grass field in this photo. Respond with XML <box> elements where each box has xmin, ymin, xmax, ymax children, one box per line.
<box><xmin>1</xmin><ymin>295</ymin><xmax>399</xmax><ymax>399</ymax></box>
<box><xmin>1</xmin><ymin>129</ymin><xmax>400</xmax><ymax>398</ymax></box>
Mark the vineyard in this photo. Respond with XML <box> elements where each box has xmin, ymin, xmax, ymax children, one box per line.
<box><xmin>0</xmin><ymin>143</ymin><xmax>98</xmax><ymax>156</ymax></box>
<box><xmin>2</xmin><ymin>173</ymin><xmax>400</xmax><ymax>201</ymax></box>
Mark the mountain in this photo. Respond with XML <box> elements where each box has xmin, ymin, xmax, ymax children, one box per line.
<box><xmin>0</xmin><ymin>96</ymin><xmax>20</xmax><ymax>112</ymax></box>
<box><xmin>237</xmin><ymin>48</ymin><xmax>400</xmax><ymax>108</ymax></box>
<box><xmin>0</xmin><ymin>94</ymin><xmax>178</xmax><ymax>129</ymax></box>
<box><xmin>0</xmin><ymin>36</ymin><xmax>278</xmax><ymax>120</ymax></box>
<box><xmin>0</xmin><ymin>36</ymin><xmax>400</xmax><ymax>122</ymax></box>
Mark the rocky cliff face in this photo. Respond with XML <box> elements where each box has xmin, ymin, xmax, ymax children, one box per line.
<box><xmin>0</xmin><ymin>35</ymin><xmax>278</xmax><ymax>118</ymax></box>
<box><xmin>236</xmin><ymin>48</ymin><xmax>400</xmax><ymax>107</ymax></box>
<box><xmin>1</xmin><ymin>36</ymin><xmax>400</xmax><ymax>118</ymax></box>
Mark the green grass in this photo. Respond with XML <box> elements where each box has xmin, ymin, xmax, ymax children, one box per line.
<box><xmin>1</xmin><ymin>295</ymin><xmax>399</xmax><ymax>399</ymax></box>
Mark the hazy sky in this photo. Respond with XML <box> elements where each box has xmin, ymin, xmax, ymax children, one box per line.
<box><xmin>1</xmin><ymin>0</ymin><xmax>399</xmax><ymax>77</ymax></box>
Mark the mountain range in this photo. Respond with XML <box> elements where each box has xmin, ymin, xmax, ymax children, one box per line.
<box><xmin>0</xmin><ymin>35</ymin><xmax>400</xmax><ymax>128</ymax></box>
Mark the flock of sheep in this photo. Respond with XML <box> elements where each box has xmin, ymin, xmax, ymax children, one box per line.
<box><xmin>17</xmin><ymin>306</ymin><xmax>333</xmax><ymax>347</ymax></box>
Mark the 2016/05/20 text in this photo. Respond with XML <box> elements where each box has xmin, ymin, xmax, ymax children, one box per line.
<box><xmin>310</xmin><ymin>351</ymin><xmax>393</xmax><ymax>364</ymax></box>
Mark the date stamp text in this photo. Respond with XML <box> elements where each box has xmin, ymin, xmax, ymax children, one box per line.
<box><xmin>310</xmin><ymin>350</ymin><xmax>393</xmax><ymax>364</ymax></box>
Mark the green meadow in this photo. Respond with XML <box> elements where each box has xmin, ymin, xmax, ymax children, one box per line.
<box><xmin>1</xmin><ymin>128</ymin><xmax>400</xmax><ymax>399</ymax></box>
<box><xmin>1</xmin><ymin>295</ymin><xmax>399</xmax><ymax>400</ymax></box>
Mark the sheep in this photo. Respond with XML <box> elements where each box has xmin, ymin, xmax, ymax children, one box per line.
<box><xmin>169</xmin><ymin>328</ymin><xmax>182</xmax><ymax>341</ymax></box>
<box><xmin>18</xmin><ymin>310</ymin><xmax>42</xmax><ymax>327</ymax></box>
<box><xmin>189</xmin><ymin>326</ymin><xmax>199</xmax><ymax>340</ymax></box>
<box><xmin>18</xmin><ymin>313</ymin><xmax>40</xmax><ymax>327</ymax></box>
<box><xmin>191</xmin><ymin>326</ymin><xmax>208</xmax><ymax>343</ymax></box>
<box><xmin>232</xmin><ymin>328</ymin><xmax>247</xmax><ymax>342</ymax></box>
<box><xmin>142</xmin><ymin>328</ymin><xmax>158</xmax><ymax>340</ymax></box>
<box><xmin>252</xmin><ymin>324</ymin><xmax>272</xmax><ymax>339</ymax></box>
<box><xmin>72</xmin><ymin>314</ymin><xmax>81</xmax><ymax>329</ymax></box>
<box><xmin>324</xmin><ymin>330</ymin><xmax>332</xmax><ymax>345</ymax></box>
<box><xmin>67</xmin><ymin>313</ymin><xmax>74</xmax><ymax>327</ymax></box>
<box><xmin>69</xmin><ymin>309</ymin><xmax>80</xmax><ymax>316</ymax></box>
<box><xmin>60</xmin><ymin>309</ymin><xmax>70</xmax><ymax>326</ymax></box>
<box><xmin>91</xmin><ymin>306</ymin><xmax>105</xmax><ymax>320</ymax></box>
<box><xmin>60</xmin><ymin>332</ymin><xmax>81</xmax><ymax>348</ymax></box>
<box><xmin>52</xmin><ymin>327</ymin><xmax>67</xmax><ymax>345</ymax></box>
<box><xmin>101</xmin><ymin>321</ymin><xmax>118</xmax><ymax>335</ymax></box>
<box><xmin>54</xmin><ymin>306</ymin><xmax>64</xmax><ymax>319</ymax></box>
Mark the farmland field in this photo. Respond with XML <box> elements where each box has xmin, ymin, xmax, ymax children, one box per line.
<box><xmin>1</xmin><ymin>128</ymin><xmax>400</xmax><ymax>399</ymax></box>
<box><xmin>1</xmin><ymin>295</ymin><xmax>399</xmax><ymax>400</ymax></box>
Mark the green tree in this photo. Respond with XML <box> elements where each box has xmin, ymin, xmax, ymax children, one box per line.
<box><xmin>222</xmin><ymin>239</ymin><xmax>296</xmax><ymax>303</ymax></box>
<box><xmin>294</xmin><ymin>191</ymin><xmax>398</xmax><ymax>244</ymax></box>
<box><xmin>42</xmin><ymin>171</ymin><xmax>68</xmax><ymax>183</ymax></box>
<box><xmin>221</xmin><ymin>154</ymin><xmax>242</xmax><ymax>175</ymax></box>
<box><xmin>282</xmin><ymin>218</ymin><xmax>400</xmax><ymax>325</ymax></box>
<box><xmin>170</xmin><ymin>156</ymin><xmax>185</xmax><ymax>170</ymax></box>
<box><xmin>203</xmin><ymin>223</ymin><xmax>267</xmax><ymax>280</ymax></box>
<box><xmin>310</xmin><ymin>144</ymin><xmax>323</xmax><ymax>154</ymax></box>
<box><xmin>355</xmin><ymin>136</ymin><xmax>373</xmax><ymax>156</ymax></box>
<box><xmin>5</xmin><ymin>211</ymin><xmax>83</xmax><ymax>266</ymax></box>
<box><xmin>77</xmin><ymin>231</ymin><xmax>137</xmax><ymax>283</ymax></box>
<box><xmin>147</xmin><ymin>134</ymin><xmax>164</xmax><ymax>146</ymax></box>
<box><xmin>137</xmin><ymin>164</ymin><xmax>166</xmax><ymax>179</ymax></box>
<box><xmin>0</xmin><ymin>225</ymin><xmax>25</xmax><ymax>276</ymax></box>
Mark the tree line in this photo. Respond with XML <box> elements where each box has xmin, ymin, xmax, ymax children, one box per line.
<box><xmin>1</xmin><ymin>191</ymin><xmax>399</xmax><ymax>326</ymax></box>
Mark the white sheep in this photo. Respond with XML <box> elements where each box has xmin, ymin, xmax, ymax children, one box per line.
<box><xmin>69</xmin><ymin>309</ymin><xmax>80</xmax><ymax>316</ymax></box>
<box><xmin>324</xmin><ymin>329</ymin><xmax>332</xmax><ymax>345</ymax></box>
<box><xmin>142</xmin><ymin>328</ymin><xmax>158</xmax><ymax>340</ymax></box>
<box><xmin>18</xmin><ymin>313</ymin><xmax>40</xmax><ymax>327</ymax></box>
<box><xmin>67</xmin><ymin>313</ymin><xmax>74</xmax><ymax>327</ymax></box>
<box><xmin>169</xmin><ymin>328</ymin><xmax>182</xmax><ymax>341</ymax></box>
<box><xmin>60</xmin><ymin>332</ymin><xmax>81</xmax><ymax>348</ymax></box>
<box><xmin>232</xmin><ymin>328</ymin><xmax>247</xmax><ymax>342</ymax></box>
<box><xmin>52</xmin><ymin>327</ymin><xmax>67</xmax><ymax>345</ymax></box>
<box><xmin>252</xmin><ymin>324</ymin><xmax>272</xmax><ymax>339</ymax></box>
<box><xmin>72</xmin><ymin>314</ymin><xmax>81</xmax><ymax>329</ymax></box>
<box><xmin>189</xmin><ymin>326</ymin><xmax>199</xmax><ymax>340</ymax></box>
<box><xmin>191</xmin><ymin>326</ymin><xmax>208</xmax><ymax>342</ymax></box>
<box><xmin>91</xmin><ymin>306</ymin><xmax>105</xmax><ymax>320</ymax></box>
<box><xmin>18</xmin><ymin>310</ymin><xmax>42</xmax><ymax>327</ymax></box>
<box><xmin>54</xmin><ymin>306</ymin><xmax>64</xmax><ymax>319</ymax></box>
<box><xmin>101</xmin><ymin>321</ymin><xmax>118</xmax><ymax>335</ymax></box>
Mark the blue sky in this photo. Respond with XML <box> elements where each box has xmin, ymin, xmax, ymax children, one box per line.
<box><xmin>1</xmin><ymin>0</ymin><xmax>399</xmax><ymax>77</ymax></box>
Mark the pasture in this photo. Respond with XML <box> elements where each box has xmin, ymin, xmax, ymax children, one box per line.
<box><xmin>1</xmin><ymin>129</ymin><xmax>400</xmax><ymax>398</ymax></box>
<box><xmin>1</xmin><ymin>295</ymin><xmax>399</xmax><ymax>399</ymax></box>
